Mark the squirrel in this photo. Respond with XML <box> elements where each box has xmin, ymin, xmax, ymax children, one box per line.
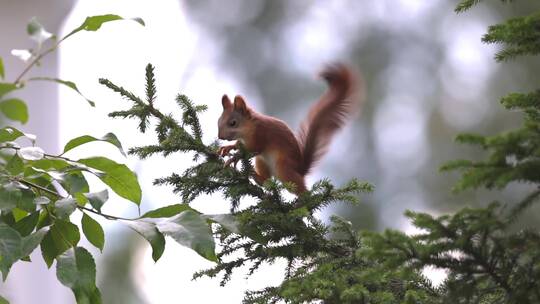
<box><xmin>218</xmin><ymin>63</ymin><xmax>363</xmax><ymax>194</ymax></box>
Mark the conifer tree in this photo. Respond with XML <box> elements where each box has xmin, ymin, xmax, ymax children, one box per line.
<box><xmin>363</xmin><ymin>2</ymin><xmax>540</xmax><ymax>303</ymax></box>
<box><xmin>101</xmin><ymin>64</ymin><xmax>438</xmax><ymax>304</ymax></box>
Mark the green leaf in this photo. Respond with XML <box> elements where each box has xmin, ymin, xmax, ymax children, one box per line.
<box><xmin>81</xmin><ymin>214</ymin><xmax>104</xmax><ymax>252</ymax></box>
<box><xmin>0</xmin><ymin>183</ymin><xmax>31</xmax><ymax>212</ymax></box>
<box><xmin>75</xmin><ymin>14</ymin><xmax>122</xmax><ymax>31</ymax></box>
<box><xmin>132</xmin><ymin>17</ymin><xmax>145</xmax><ymax>26</ymax></box>
<box><xmin>54</xmin><ymin>198</ymin><xmax>77</xmax><ymax>219</ymax></box>
<box><xmin>0</xmin><ymin>99</ymin><xmax>29</xmax><ymax>124</ymax></box>
<box><xmin>84</xmin><ymin>190</ymin><xmax>108</xmax><ymax>212</ymax></box>
<box><xmin>36</xmin><ymin>210</ymin><xmax>52</xmax><ymax>230</ymax></box>
<box><xmin>16</xmin><ymin>190</ymin><xmax>35</xmax><ymax>212</ymax></box>
<box><xmin>0</xmin><ymin>212</ymin><xmax>15</xmax><ymax>226</ymax></box>
<box><xmin>140</xmin><ymin>204</ymin><xmax>194</xmax><ymax>218</ymax></box>
<box><xmin>0</xmin><ymin>224</ymin><xmax>22</xmax><ymax>280</ymax></box>
<box><xmin>28</xmin><ymin>78</ymin><xmax>95</xmax><ymax>106</ymax></box>
<box><xmin>124</xmin><ymin>220</ymin><xmax>165</xmax><ymax>262</ymax></box>
<box><xmin>63</xmin><ymin>14</ymin><xmax>145</xmax><ymax>42</ymax></box>
<box><xmin>18</xmin><ymin>146</ymin><xmax>44</xmax><ymax>160</ymax></box>
<box><xmin>78</xmin><ymin>157</ymin><xmax>141</xmax><ymax>205</ymax></box>
<box><xmin>61</xmin><ymin>171</ymin><xmax>90</xmax><ymax>195</ymax></box>
<box><xmin>14</xmin><ymin>211</ymin><xmax>40</xmax><ymax>236</ymax></box>
<box><xmin>24</xmin><ymin>168</ymin><xmax>52</xmax><ymax>183</ymax></box>
<box><xmin>27</xmin><ymin>17</ymin><xmax>54</xmax><ymax>44</ymax></box>
<box><xmin>0</xmin><ymin>83</ymin><xmax>18</xmax><ymax>98</ymax></box>
<box><xmin>0</xmin><ymin>294</ymin><xmax>9</xmax><ymax>304</ymax></box>
<box><xmin>31</xmin><ymin>158</ymin><xmax>70</xmax><ymax>170</ymax></box>
<box><xmin>63</xmin><ymin>133</ymin><xmax>126</xmax><ymax>156</ymax></box>
<box><xmin>5</xmin><ymin>154</ymin><xmax>24</xmax><ymax>175</ymax></box>
<box><xmin>40</xmin><ymin>219</ymin><xmax>80</xmax><ymax>267</ymax></box>
<box><xmin>0</xmin><ymin>127</ymin><xmax>25</xmax><ymax>142</ymax></box>
<box><xmin>56</xmin><ymin>247</ymin><xmax>102</xmax><ymax>304</ymax></box>
<box><xmin>0</xmin><ymin>187</ymin><xmax>21</xmax><ymax>212</ymax></box>
<box><xmin>29</xmin><ymin>164</ymin><xmax>69</xmax><ymax>182</ymax></box>
<box><xmin>21</xmin><ymin>227</ymin><xmax>49</xmax><ymax>258</ymax></box>
<box><xmin>203</xmin><ymin>214</ymin><xmax>239</xmax><ymax>234</ymax></box>
<box><xmin>157</xmin><ymin>211</ymin><xmax>217</xmax><ymax>262</ymax></box>
<box><xmin>12</xmin><ymin>208</ymin><xmax>27</xmax><ymax>222</ymax></box>
<box><xmin>0</xmin><ymin>57</ymin><xmax>4</xmax><ymax>79</ymax></box>
<box><xmin>74</xmin><ymin>193</ymin><xmax>88</xmax><ymax>205</ymax></box>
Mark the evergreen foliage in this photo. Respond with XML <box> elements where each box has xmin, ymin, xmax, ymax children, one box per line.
<box><xmin>103</xmin><ymin>66</ymin><xmax>422</xmax><ymax>304</ymax></box>
<box><xmin>454</xmin><ymin>0</ymin><xmax>513</xmax><ymax>14</ymax></box>
<box><xmin>367</xmin><ymin>1</ymin><xmax>540</xmax><ymax>303</ymax></box>
<box><xmin>441</xmin><ymin>4</ymin><xmax>540</xmax><ymax>213</ymax></box>
<box><xmin>103</xmin><ymin>64</ymin><xmax>441</xmax><ymax>304</ymax></box>
<box><xmin>483</xmin><ymin>12</ymin><xmax>540</xmax><ymax>61</ymax></box>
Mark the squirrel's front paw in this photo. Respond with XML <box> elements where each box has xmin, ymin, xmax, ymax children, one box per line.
<box><xmin>219</xmin><ymin>145</ymin><xmax>236</xmax><ymax>156</ymax></box>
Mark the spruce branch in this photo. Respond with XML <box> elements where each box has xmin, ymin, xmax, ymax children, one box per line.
<box><xmin>99</xmin><ymin>78</ymin><xmax>153</xmax><ymax>132</ymax></box>
<box><xmin>103</xmin><ymin>64</ymin><xmax>395</xmax><ymax>303</ymax></box>
<box><xmin>482</xmin><ymin>12</ymin><xmax>540</xmax><ymax>62</ymax></box>
<box><xmin>455</xmin><ymin>0</ymin><xmax>514</xmax><ymax>14</ymax></box>
<box><xmin>145</xmin><ymin>63</ymin><xmax>157</xmax><ymax>106</ymax></box>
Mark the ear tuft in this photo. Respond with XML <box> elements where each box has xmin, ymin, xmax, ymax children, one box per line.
<box><xmin>234</xmin><ymin>95</ymin><xmax>248</xmax><ymax>115</ymax></box>
<box><xmin>222</xmin><ymin>94</ymin><xmax>232</xmax><ymax>110</ymax></box>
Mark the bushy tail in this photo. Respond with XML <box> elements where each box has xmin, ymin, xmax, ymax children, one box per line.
<box><xmin>297</xmin><ymin>63</ymin><xmax>364</xmax><ymax>176</ymax></box>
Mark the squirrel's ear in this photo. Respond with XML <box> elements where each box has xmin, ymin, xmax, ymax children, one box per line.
<box><xmin>221</xmin><ymin>94</ymin><xmax>232</xmax><ymax>110</ymax></box>
<box><xmin>234</xmin><ymin>95</ymin><xmax>249</xmax><ymax>115</ymax></box>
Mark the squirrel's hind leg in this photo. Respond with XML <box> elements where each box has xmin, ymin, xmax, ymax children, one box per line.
<box><xmin>275</xmin><ymin>159</ymin><xmax>307</xmax><ymax>194</ymax></box>
<box><xmin>254</xmin><ymin>156</ymin><xmax>271</xmax><ymax>185</ymax></box>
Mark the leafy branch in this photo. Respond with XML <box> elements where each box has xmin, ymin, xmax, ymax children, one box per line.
<box><xmin>0</xmin><ymin>14</ymin><xmax>159</xmax><ymax>304</ymax></box>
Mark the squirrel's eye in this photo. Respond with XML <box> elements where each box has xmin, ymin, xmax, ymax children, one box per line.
<box><xmin>229</xmin><ymin>119</ymin><xmax>237</xmax><ymax>127</ymax></box>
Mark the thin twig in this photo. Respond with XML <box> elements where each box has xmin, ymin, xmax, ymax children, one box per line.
<box><xmin>78</xmin><ymin>205</ymin><xmax>134</xmax><ymax>221</ymax></box>
<box><xmin>14</xmin><ymin>45</ymin><xmax>58</xmax><ymax>84</ymax></box>
<box><xmin>0</xmin><ymin>145</ymin><xmax>75</xmax><ymax>162</ymax></box>
<box><xmin>16</xmin><ymin>177</ymin><xmax>136</xmax><ymax>221</ymax></box>
<box><xmin>17</xmin><ymin>178</ymin><xmax>62</xmax><ymax>198</ymax></box>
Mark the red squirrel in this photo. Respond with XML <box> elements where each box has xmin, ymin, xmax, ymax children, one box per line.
<box><xmin>218</xmin><ymin>63</ymin><xmax>362</xmax><ymax>194</ymax></box>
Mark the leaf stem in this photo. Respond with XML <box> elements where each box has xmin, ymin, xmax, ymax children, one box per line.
<box><xmin>17</xmin><ymin>177</ymin><xmax>62</xmax><ymax>197</ymax></box>
<box><xmin>78</xmin><ymin>205</ymin><xmax>134</xmax><ymax>221</ymax></box>
<box><xmin>0</xmin><ymin>145</ymin><xmax>75</xmax><ymax>162</ymax></box>
<box><xmin>14</xmin><ymin>44</ymin><xmax>58</xmax><ymax>85</ymax></box>
<box><xmin>12</xmin><ymin>25</ymin><xmax>79</xmax><ymax>85</ymax></box>
<box><xmin>15</xmin><ymin>176</ymin><xmax>136</xmax><ymax>222</ymax></box>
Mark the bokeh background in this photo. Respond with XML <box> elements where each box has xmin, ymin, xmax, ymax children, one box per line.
<box><xmin>1</xmin><ymin>0</ymin><xmax>540</xmax><ymax>303</ymax></box>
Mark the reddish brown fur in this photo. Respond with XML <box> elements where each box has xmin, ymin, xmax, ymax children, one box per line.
<box><xmin>297</xmin><ymin>63</ymin><xmax>362</xmax><ymax>175</ymax></box>
<box><xmin>218</xmin><ymin>63</ymin><xmax>362</xmax><ymax>194</ymax></box>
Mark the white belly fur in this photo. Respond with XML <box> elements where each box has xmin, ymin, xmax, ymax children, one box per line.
<box><xmin>261</xmin><ymin>152</ymin><xmax>277</xmax><ymax>176</ymax></box>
